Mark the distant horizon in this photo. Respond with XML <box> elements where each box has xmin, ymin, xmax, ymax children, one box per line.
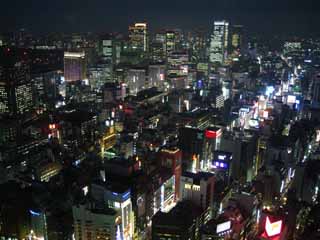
<box><xmin>0</xmin><ymin>0</ymin><xmax>319</xmax><ymax>37</ymax></box>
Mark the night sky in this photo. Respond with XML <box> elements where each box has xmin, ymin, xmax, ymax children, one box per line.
<box><xmin>1</xmin><ymin>0</ymin><xmax>319</xmax><ymax>35</ymax></box>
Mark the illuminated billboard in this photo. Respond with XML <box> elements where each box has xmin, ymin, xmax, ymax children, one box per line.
<box><xmin>216</xmin><ymin>221</ymin><xmax>231</xmax><ymax>234</ymax></box>
<box><xmin>287</xmin><ymin>95</ymin><xmax>296</xmax><ymax>104</ymax></box>
<box><xmin>205</xmin><ymin>129</ymin><xmax>222</xmax><ymax>139</ymax></box>
<box><xmin>212</xmin><ymin>151</ymin><xmax>232</xmax><ymax>170</ymax></box>
<box><xmin>265</xmin><ymin>216</ymin><xmax>282</xmax><ymax>237</ymax></box>
<box><xmin>212</xmin><ymin>161</ymin><xmax>228</xmax><ymax>169</ymax></box>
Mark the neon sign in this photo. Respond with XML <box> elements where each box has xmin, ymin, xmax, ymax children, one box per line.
<box><xmin>265</xmin><ymin>216</ymin><xmax>282</xmax><ymax>237</ymax></box>
<box><xmin>205</xmin><ymin>129</ymin><xmax>221</xmax><ymax>139</ymax></box>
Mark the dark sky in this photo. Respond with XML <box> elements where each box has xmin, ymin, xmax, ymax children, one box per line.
<box><xmin>1</xmin><ymin>0</ymin><xmax>319</xmax><ymax>35</ymax></box>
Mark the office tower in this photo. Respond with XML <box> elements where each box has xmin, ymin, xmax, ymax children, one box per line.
<box><xmin>165</xmin><ymin>31</ymin><xmax>177</xmax><ymax>57</ymax></box>
<box><xmin>128</xmin><ymin>23</ymin><xmax>148</xmax><ymax>52</ymax></box>
<box><xmin>29</xmin><ymin>209</ymin><xmax>48</xmax><ymax>240</ymax></box>
<box><xmin>167</xmin><ymin>51</ymin><xmax>189</xmax><ymax>89</ymax></box>
<box><xmin>209</xmin><ymin>20</ymin><xmax>229</xmax><ymax>64</ymax></box>
<box><xmin>64</xmin><ymin>51</ymin><xmax>87</xmax><ymax>82</ymax></box>
<box><xmin>0</xmin><ymin>62</ymin><xmax>33</xmax><ymax>116</ymax></box>
<box><xmin>91</xmin><ymin>185</ymin><xmax>134</xmax><ymax>240</ymax></box>
<box><xmin>101</xmin><ymin>38</ymin><xmax>113</xmax><ymax>62</ymax></box>
<box><xmin>167</xmin><ymin>51</ymin><xmax>189</xmax><ymax>76</ymax></box>
<box><xmin>152</xmin><ymin>201</ymin><xmax>204</xmax><ymax>240</ymax></box>
<box><xmin>98</xmin><ymin>35</ymin><xmax>114</xmax><ymax>84</ymax></box>
<box><xmin>73</xmin><ymin>202</ymin><xmax>120</xmax><ymax>240</ymax></box>
<box><xmin>180</xmin><ymin>171</ymin><xmax>215</xmax><ymax>221</ymax></box>
<box><xmin>159</xmin><ymin>147</ymin><xmax>182</xmax><ymax>200</ymax></box>
<box><xmin>32</xmin><ymin>70</ymin><xmax>60</xmax><ymax>111</ymax></box>
<box><xmin>166</xmin><ymin>31</ymin><xmax>178</xmax><ymax>57</ymax></box>
<box><xmin>231</xmin><ymin>25</ymin><xmax>244</xmax><ymax>51</ymax></box>
<box><xmin>178</xmin><ymin>127</ymin><xmax>205</xmax><ymax>172</ymax></box>
<box><xmin>220</xmin><ymin>130</ymin><xmax>257</xmax><ymax>182</ymax></box>
<box><xmin>150</xmin><ymin>41</ymin><xmax>166</xmax><ymax>63</ymax></box>
<box><xmin>148</xmin><ymin>64</ymin><xmax>165</xmax><ymax>89</ymax></box>
<box><xmin>312</xmin><ymin>73</ymin><xmax>320</xmax><ymax>104</ymax></box>
<box><xmin>191</xmin><ymin>30</ymin><xmax>207</xmax><ymax>62</ymax></box>
<box><xmin>127</xmin><ymin>67</ymin><xmax>146</xmax><ymax>95</ymax></box>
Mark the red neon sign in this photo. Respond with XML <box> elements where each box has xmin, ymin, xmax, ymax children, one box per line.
<box><xmin>265</xmin><ymin>216</ymin><xmax>282</xmax><ymax>237</ymax></box>
<box><xmin>205</xmin><ymin>129</ymin><xmax>221</xmax><ymax>139</ymax></box>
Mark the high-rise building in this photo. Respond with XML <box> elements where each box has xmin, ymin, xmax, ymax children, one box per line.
<box><xmin>128</xmin><ymin>23</ymin><xmax>148</xmax><ymax>52</ymax></box>
<box><xmin>150</xmin><ymin>41</ymin><xmax>166</xmax><ymax>63</ymax></box>
<box><xmin>64</xmin><ymin>51</ymin><xmax>87</xmax><ymax>82</ymax></box>
<box><xmin>191</xmin><ymin>30</ymin><xmax>207</xmax><ymax>62</ymax></box>
<box><xmin>101</xmin><ymin>39</ymin><xmax>113</xmax><ymax>62</ymax></box>
<box><xmin>73</xmin><ymin>202</ymin><xmax>121</xmax><ymax>240</ymax></box>
<box><xmin>31</xmin><ymin>70</ymin><xmax>60</xmax><ymax>111</ymax></box>
<box><xmin>312</xmin><ymin>73</ymin><xmax>320</xmax><ymax>104</ymax></box>
<box><xmin>91</xmin><ymin>184</ymin><xmax>135</xmax><ymax>240</ymax></box>
<box><xmin>159</xmin><ymin>147</ymin><xmax>182</xmax><ymax>200</ymax></box>
<box><xmin>180</xmin><ymin>172</ymin><xmax>215</xmax><ymax>220</ymax></box>
<box><xmin>148</xmin><ymin>64</ymin><xmax>165</xmax><ymax>89</ymax></box>
<box><xmin>209</xmin><ymin>21</ymin><xmax>229</xmax><ymax>64</ymax></box>
<box><xmin>0</xmin><ymin>62</ymin><xmax>33</xmax><ymax>116</ymax></box>
<box><xmin>165</xmin><ymin>31</ymin><xmax>176</xmax><ymax>57</ymax></box>
<box><xmin>231</xmin><ymin>25</ymin><xmax>244</xmax><ymax>51</ymax></box>
<box><xmin>127</xmin><ymin>68</ymin><xmax>146</xmax><ymax>95</ymax></box>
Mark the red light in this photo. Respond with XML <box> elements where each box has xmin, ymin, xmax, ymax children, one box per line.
<box><xmin>265</xmin><ymin>216</ymin><xmax>282</xmax><ymax>237</ymax></box>
<box><xmin>205</xmin><ymin>129</ymin><xmax>222</xmax><ymax>139</ymax></box>
<box><xmin>49</xmin><ymin>124</ymin><xmax>56</xmax><ymax>130</ymax></box>
<box><xmin>205</xmin><ymin>130</ymin><xmax>217</xmax><ymax>138</ymax></box>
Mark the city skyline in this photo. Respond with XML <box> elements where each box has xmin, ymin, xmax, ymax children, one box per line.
<box><xmin>1</xmin><ymin>1</ymin><xmax>320</xmax><ymax>240</ymax></box>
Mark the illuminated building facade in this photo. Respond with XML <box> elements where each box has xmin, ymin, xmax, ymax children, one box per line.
<box><xmin>127</xmin><ymin>68</ymin><xmax>146</xmax><ymax>95</ymax></box>
<box><xmin>167</xmin><ymin>51</ymin><xmax>189</xmax><ymax>77</ymax></box>
<box><xmin>165</xmin><ymin>31</ymin><xmax>177</xmax><ymax>57</ymax></box>
<box><xmin>29</xmin><ymin>209</ymin><xmax>48</xmax><ymax>240</ymax></box>
<box><xmin>129</xmin><ymin>23</ymin><xmax>148</xmax><ymax>52</ymax></box>
<box><xmin>0</xmin><ymin>63</ymin><xmax>33</xmax><ymax>116</ymax></box>
<box><xmin>178</xmin><ymin>127</ymin><xmax>205</xmax><ymax>172</ymax></box>
<box><xmin>148</xmin><ymin>64</ymin><xmax>165</xmax><ymax>89</ymax></box>
<box><xmin>159</xmin><ymin>147</ymin><xmax>182</xmax><ymax>200</ymax></box>
<box><xmin>31</xmin><ymin>70</ymin><xmax>60</xmax><ymax>111</ymax></box>
<box><xmin>64</xmin><ymin>51</ymin><xmax>87</xmax><ymax>82</ymax></box>
<box><xmin>209</xmin><ymin>20</ymin><xmax>229</xmax><ymax>64</ymax></box>
<box><xmin>180</xmin><ymin>171</ymin><xmax>215</xmax><ymax>221</ymax></box>
<box><xmin>151</xmin><ymin>175</ymin><xmax>176</xmax><ymax>215</ymax></box>
<box><xmin>150</xmin><ymin>41</ymin><xmax>166</xmax><ymax>63</ymax></box>
<box><xmin>72</xmin><ymin>204</ymin><xmax>120</xmax><ymax>240</ymax></box>
<box><xmin>92</xmin><ymin>184</ymin><xmax>135</xmax><ymax>240</ymax></box>
<box><xmin>37</xmin><ymin>162</ymin><xmax>62</xmax><ymax>182</ymax></box>
<box><xmin>101</xmin><ymin>126</ymin><xmax>117</xmax><ymax>158</ymax></box>
<box><xmin>231</xmin><ymin>25</ymin><xmax>243</xmax><ymax>51</ymax></box>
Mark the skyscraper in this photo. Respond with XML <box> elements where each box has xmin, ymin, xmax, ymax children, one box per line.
<box><xmin>128</xmin><ymin>23</ymin><xmax>148</xmax><ymax>52</ymax></box>
<box><xmin>231</xmin><ymin>25</ymin><xmax>244</xmax><ymax>51</ymax></box>
<box><xmin>64</xmin><ymin>51</ymin><xmax>87</xmax><ymax>82</ymax></box>
<box><xmin>209</xmin><ymin>20</ymin><xmax>229</xmax><ymax>64</ymax></box>
<box><xmin>0</xmin><ymin>62</ymin><xmax>33</xmax><ymax>116</ymax></box>
<box><xmin>165</xmin><ymin>31</ymin><xmax>176</xmax><ymax>57</ymax></box>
